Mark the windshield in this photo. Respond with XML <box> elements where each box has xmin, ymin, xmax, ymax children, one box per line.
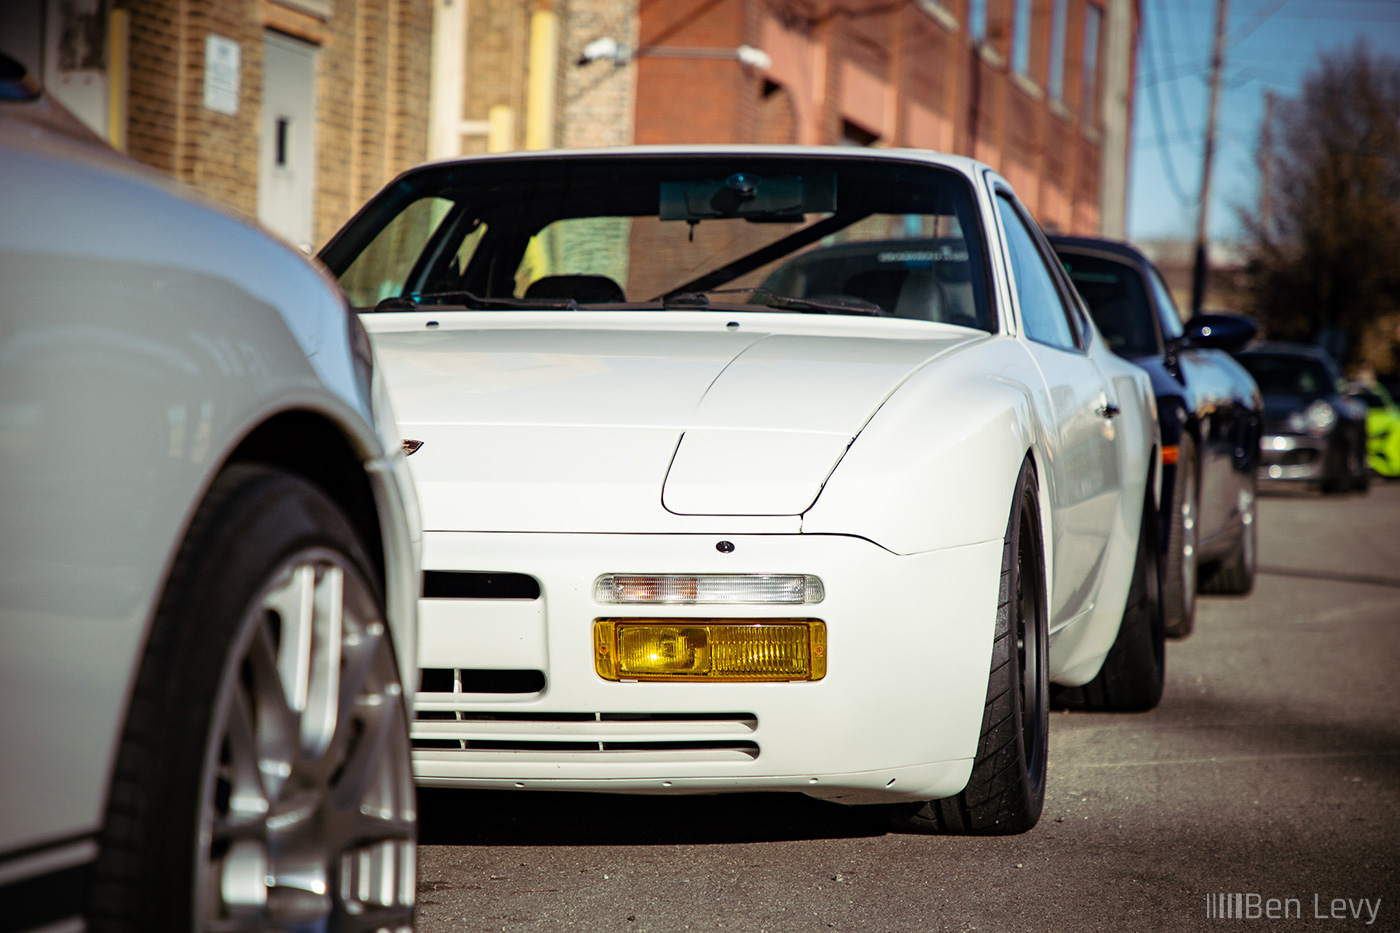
<box><xmin>1058</xmin><ymin>251</ymin><xmax>1159</xmax><ymax>357</ymax></box>
<box><xmin>1238</xmin><ymin>353</ymin><xmax>1336</xmax><ymax>399</ymax></box>
<box><xmin>320</xmin><ymin>154</ymin><xmax>994</xmax><ymax>330</ymax></box>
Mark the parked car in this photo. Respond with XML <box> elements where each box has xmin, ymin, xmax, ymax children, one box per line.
<box><xmin>1351</xmin><ymin>380</ymin><xmax>1400</xmax><ymax>478</ymax></box>
<box><xmin>0</xmin><ymin>54</ymin><xmax>419</xmax><ymax>931</ymax></box>
<box><xmin>320</xmin><ymin>145</ymin><xmax>1163</xmax><ymax>836</ymax></box>
<box><xmin>1050</xmin><ymin>236</ymin><xmax>1263</xmax><ymax>633</ymax></box>
<box><xmin>1234</xmin><ymin>343</ymin><xmax>1370</xmax><ymax>493</ymax></box>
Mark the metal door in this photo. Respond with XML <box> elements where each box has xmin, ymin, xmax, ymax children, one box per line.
<box><xmin>258</xmin><ymin>32</ymin><xmax>317</xmax><ymax>250</ymax></box>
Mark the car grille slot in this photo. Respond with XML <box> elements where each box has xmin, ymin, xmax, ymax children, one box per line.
<box><xmin>419</xmin><ymin>667</ymin><xmax>545</xmax><ymax>694</ymax></box>
<box><xmin>422</xmin><ymin>570</ymin><xmax>541</xmax><ymax>599</ymax></box>
<box><xmin>410</xmin><ymin>711</ymin><xmax>760</xmax><ymax>759</ymax></box>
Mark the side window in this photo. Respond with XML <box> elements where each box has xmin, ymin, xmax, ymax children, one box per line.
<box><xmin>996</xmin><ymin>194</ymin><xmax>1078</xmax><ymax>350</ymax></box>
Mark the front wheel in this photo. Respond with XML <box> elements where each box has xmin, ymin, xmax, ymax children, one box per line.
<box><xmin>1052</xmin><ymin>491</ymin><xmax>1166</xmax><ymax>713</ymax></box>
<box><xmin>1162</xmin><ymin>436</ymin><xmax>1199</xmax><ymax>639</ymax></box>
<box><xmin>89</xmin><ymin>465</ymin><xmax>417</xmax><ymax>932</ymax></box>
<box><xmin>889</xmin><ymin>458</ymin><xmax>1048</xmax><ymax>835</ymax></box>
<box><xmin>1199</xmin><ymin>484</ymin><xmax>1257</xmax><ymax>595</ymax></box>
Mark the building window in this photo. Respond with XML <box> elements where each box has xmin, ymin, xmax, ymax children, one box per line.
<box><xmin>841</xmin><ymin>120</ymin><xmax>879</xmax><ymax>147</ymax></box>
<box><xmin>1082</xmin><ymin>2</ymin><xmax>1103</xmax><ymax>121</ymax></box>
<box><xmin>1011</xmin><ymin>0</ymin><xmax>1032</xmax><ymax>75</ymax></box>
<box><xmin>968</xmin><ymin>0</ymin><xmax>988</xmax><ymax>42</ymax></box>
<box><xmin>1049</xmin><ymin>0</ymin><xmax>1068</xmax><ymax>101</ymax></box>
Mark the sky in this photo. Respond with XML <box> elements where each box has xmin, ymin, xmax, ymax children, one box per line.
<box><xmin>1126</xmin><ymin>0</ymin><xmax>1400</xmax><ymax>244</ymax></box>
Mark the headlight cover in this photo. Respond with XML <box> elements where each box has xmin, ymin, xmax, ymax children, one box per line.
<box><xmin>593</xmin><ymin>573</ymin><xmax>824</xmax><ymax>605</ymax></box>
<box><xmin>1287</xmin><ymin>400</ymin><xmax>1337</xmax><ymax>437</ymax></box>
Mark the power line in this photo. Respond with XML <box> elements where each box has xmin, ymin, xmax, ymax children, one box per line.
<box><xmin>1229</xmin><ymin>0</ymin><xmax>1290</xmax><ymax>47</ymax></box>
<box><xmin>1158</xmin><ymin>0</ymin><xmax>1201</xmax><ymax>163</ymax></box>
<box><xmin>1141</xmin><ymin>0</ymin><xmax>1198</xmax><ymax>207</ymax></box>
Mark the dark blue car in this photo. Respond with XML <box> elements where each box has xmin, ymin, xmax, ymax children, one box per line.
<box><xmin>1051</xmin><ymin>236</ymin><xmax>1263</xmax><ymax>638</ymax></box>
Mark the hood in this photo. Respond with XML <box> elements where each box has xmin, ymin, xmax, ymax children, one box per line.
<box><xmin>1261</xmin><ymin>392</ymin><xmax>1321</xmax><ymax>428</ymax></box>
<box><xmin>367</xmin><ymin>314</ymin><xmax>980</xmax><ymax>532</ymax></box>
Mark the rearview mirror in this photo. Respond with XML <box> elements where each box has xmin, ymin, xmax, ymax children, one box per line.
<box><xmin>660</xmin><ymin>172</ymin><xmax>837</xmax><ymax>222</ymax></box>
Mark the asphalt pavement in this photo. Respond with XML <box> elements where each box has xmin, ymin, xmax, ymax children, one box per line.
<box><xmin>415</xmin><ymin>482</ymin><xmax>1400</xmax><ymax>932</ymax></box>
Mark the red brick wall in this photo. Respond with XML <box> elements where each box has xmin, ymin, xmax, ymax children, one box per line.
<box><xmin>632</xmin><ymin>0</ymin><xmax>1131</xmax><ymax>236</ymax></box>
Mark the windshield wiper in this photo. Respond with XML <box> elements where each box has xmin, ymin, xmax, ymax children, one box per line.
<box><xmin>663</xmin><ymin>287</ymin><xmax>887</xmax><ymax>316</ymax></box>
<box><xmin>370</xmin><ymin>291</ymin><xmax>579</xmax><ymax>312</ymax></box>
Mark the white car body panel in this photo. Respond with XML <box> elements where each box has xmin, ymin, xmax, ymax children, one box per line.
<box><xmin>0</xmin><ymin>97</ymin><xmax>419</xmax><ymax>917</ymax></box>
<box><xmin>414</xmin><ymin>529</ymin><xmax>1001</xmax><ymax>804</ymax></box>
<box><xmin>335</xmin><ymin>146</ymin><xmax>1158</xmax><ymax>803</ymax></box>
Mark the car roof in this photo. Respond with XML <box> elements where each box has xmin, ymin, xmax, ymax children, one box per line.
<box><xmin>408</xmin><ymin>144</ymin><xmax>989</xmax><ymax>184</ymax></box>
<box><xmin>1046</xmin><ymin>234</ymin><xmax>1151</xmax><ymax>267</ymax></box>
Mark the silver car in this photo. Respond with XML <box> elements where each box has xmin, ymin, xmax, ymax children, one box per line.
<box><xmin>0</xmin><ymin>55</ymin><xmax>419</xmax><ymax>931</ymax></box>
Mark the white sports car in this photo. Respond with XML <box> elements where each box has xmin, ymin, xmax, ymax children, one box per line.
<box><xmin>320</xmin><ymin>145</ymin><xmax>1163</xmax><ymax>835</ymax></box>
<box><xmin>0</xmin><ymin>57</ymin><xmax>418</xmax><ymax>929</ymax></box>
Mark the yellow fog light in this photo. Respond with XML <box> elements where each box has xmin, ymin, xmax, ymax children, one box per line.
<box><xmin>593</xmin><ymin>619</ymin><xmax>826</xmax><ymax>682</ymax></box>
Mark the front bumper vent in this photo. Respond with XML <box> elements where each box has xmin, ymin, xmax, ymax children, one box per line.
<box><xmin>409</xmin><ymin>710</ymin><xmax>761</xmax><ymax>760</ymax></box>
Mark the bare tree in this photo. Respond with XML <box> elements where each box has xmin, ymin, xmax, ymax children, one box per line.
<box><xmin>1242</xmin><ymin>42</ymin><xmax>1400</xmax><ymax>375</ymax></box>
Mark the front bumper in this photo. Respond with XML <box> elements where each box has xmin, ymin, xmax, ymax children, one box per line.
<box><xmin>1258</xmin><ymin>433</ymin><xmax>1329</xmax><ymax>482</ymax></box>
<box><xmin>410</xmin><ymin>530</ymin><xmax>1002</xmax><ymax>804</ymax></box>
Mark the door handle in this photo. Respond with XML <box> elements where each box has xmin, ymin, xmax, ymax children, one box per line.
<box><xmin>1098</xmin><ymin>404</ymin><xmax>1121</xmax><ymax>419</ymax></box>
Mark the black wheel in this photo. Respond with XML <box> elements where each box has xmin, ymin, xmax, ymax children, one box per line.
<box><xmin>889</xmin><ymin>458</ymin><xmax>1047</xmax><ymax>835</ymax></box>
<box><xmin>1162</xmin><ymin>436</ymin><xmax>1198</xmax><ymax>639</ymax></box>
<box><xmin>1052</xmin><ymin>492</ymin><xmax>1166</xmax><ymax>712</ymax></box>
<box><xmin>89</xmin><ymin>465</ymin><xmax>416</xmax><ymax>932</ymax></box>
<box><xmin>1198</xmin><ymin>486</ymin><xmax>1258</xmax><ymax>595</ymax></box>
<box><xmin>1320</xmin><ymin>441</ymin><xmax>1350</xmax><ymax>494</ymax></box>
<box><xmin>1352</xmin><ymin>448</ymin><xmax>1372</xmax><ymax>492</ymax></box>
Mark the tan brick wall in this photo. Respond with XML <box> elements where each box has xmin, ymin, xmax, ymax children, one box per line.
<box><xmin>461</xmin><ymin>0</ymin><xmax>530</xmax><ymax>153</ymax></box>
<box><xmin>558</xmin><ymin>0</ymin><xmax>638</xmax><ymax>149</ymax></box>
<box><xmin>121</xmin><ymin>0</ymin><xmax>429</xmax><ymax>244</ymax></box>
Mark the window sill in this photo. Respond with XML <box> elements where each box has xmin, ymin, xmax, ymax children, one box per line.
<box><xmin>916</xmin><ymin>1</ymin><xmax>959</xmax><ymax>33</ymax></box>
<box><xmin>1011</xmin><ymin>72</ymin><xmax>1044</xmax><ymax>101</ymax></box>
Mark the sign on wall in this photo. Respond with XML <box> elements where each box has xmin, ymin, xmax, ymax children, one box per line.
<box><xmin>203</xmin><ymin>34</ymin><xmax>241</xmax><ymax>115</ymax></box>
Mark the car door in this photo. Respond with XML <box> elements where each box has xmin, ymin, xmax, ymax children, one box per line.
<box><xmin>994</xmin><ymin>190</ymin><xmax>1123</xmax><ymax>629</ymax></box>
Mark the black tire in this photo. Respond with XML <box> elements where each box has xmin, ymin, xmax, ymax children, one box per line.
<box><xmin>88</xmin><ymin>465</ymin><xmax>416</xmax><ymax>932</ymax></box>
<box><xmin>1198</xmin><ymin>485</ymin><xmax>1258</xmax><ymax>595</ymax></box>
<box><xmin>1162</xmin><ymin>436</ymin><xmax>1199</xmax><ymax>639</ymax></box>
<box><xmin>1321</xmin><ymin>440</ymin><xmax>1351</xmax><ymax>494</ymax></box>
<box><xmin>889</xmin><ymin>458</ymin><xmax>1048</xmax><ymax>835</ymax></box>
<box><xmin>1052</xmin><ymin>492</ymin><xmax>1165</xmax><ymax>712</ymax></box>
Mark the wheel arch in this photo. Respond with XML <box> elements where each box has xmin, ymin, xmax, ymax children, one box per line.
<box><xmin>223</xmin><ymin>409</ymin><xmax>388</xmax><ymax>590</ymax></box>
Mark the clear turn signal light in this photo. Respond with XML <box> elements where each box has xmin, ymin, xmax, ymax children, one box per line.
<box><xmin>593</xmin><ymin>619</ymin><xmax>826</xmax><ymax>682</ymax></box>
<box><xmin>593</xmin><ymin>573</ymin><xmax>824</xmax><ymax>605</ymax></box>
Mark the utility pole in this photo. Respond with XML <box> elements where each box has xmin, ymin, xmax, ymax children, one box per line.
<box><xmin>1191</xmin><ymin>0</ymin><xmax>1229</xmax><ymax>315</ymax></box>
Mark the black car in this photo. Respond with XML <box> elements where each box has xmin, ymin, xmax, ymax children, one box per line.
<box><xmin>1233</xmin><ymin>342</ymin><xmax>1370</xmax><ymax>494</ymax></box>
<box><xmin>1051</xmin><ymin>236</ymin><xmax>1263</xmax><ymax>637</ymax></box>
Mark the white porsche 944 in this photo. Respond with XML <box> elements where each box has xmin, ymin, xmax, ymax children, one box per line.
<box><xmin>319</xmin><ymin>146</ymin><xmax>1163</xmax><ymax>834</ymax></box>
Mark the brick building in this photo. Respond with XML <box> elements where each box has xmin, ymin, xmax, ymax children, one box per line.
<box><xmin>2</xmin><ymin>0</ymin><xmax>432</xmax><ymax>249</ymax></box>
<box><xmin>429</xmin><ymin>0</ymin><xmax>1136</xmax><ymax>237</ymax></box>
<box><xmin>3</xmin><ymin>0</ymin><xmax>1135</xmax><ymax>245</ymax></box>
<box><xmin>622</xmin><ymin>0</ymin><xmax>1137</xmax><ymax>236</ymax></box>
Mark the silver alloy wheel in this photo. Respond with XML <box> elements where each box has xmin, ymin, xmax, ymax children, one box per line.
<box><xmin>199</xmin><ymin>547</ymin><xmax>416</xmax><ymax>932</ymax></box>
<box><xmin>1180</xmin><ymin>465</ymin><xmax>1197</xmax><ymax>614</ymax></box>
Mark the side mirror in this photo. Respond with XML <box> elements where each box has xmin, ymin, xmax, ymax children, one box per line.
<box><xmin>1185</xmin><ymin>313</ymin><xmax>1257</xmax><ymax>353</ymax></box>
